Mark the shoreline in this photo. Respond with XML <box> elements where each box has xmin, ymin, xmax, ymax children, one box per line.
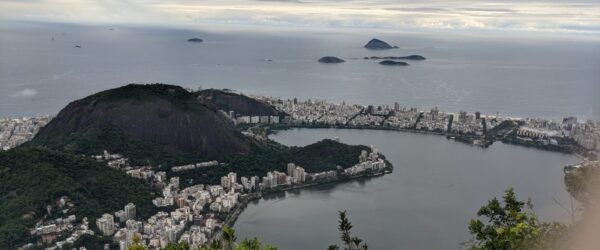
<box><xmin>215</xmin><ymin>169</ymin><xmax>392</xmax><ymax>240</ymax></box>
<box><xmin>263</xmin><ymin>124</ymin><xmax>593</xmax><ymax>157</ymax></box>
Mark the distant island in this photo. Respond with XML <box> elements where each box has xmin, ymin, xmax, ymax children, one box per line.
<box><xmin>187</xmin><ymin>38</ymin><xmax>203</xmax><ymax>43</ymax></box>
<box><xmin>364</xmin><ymin>38</ymin><xmax>398</xmax><ymax>50</ymax></box>
<box><xmin>365</xmin><ymin>55</ymin><xmax>426</xmax><ymax>60</ymax></box>
<box><xmin>379</xmin><ymin>60</ymin><xmax>409</xmax><ymax>66</ymax></box>
<box><xmin>318</xmin><ymin>56</ymin><xmax>345</xmax><ymax>63</ymax></box>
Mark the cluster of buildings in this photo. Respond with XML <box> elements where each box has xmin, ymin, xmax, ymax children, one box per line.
<box><xmin>0</xmin><ymin>116</ymin><xmax>51</xmax><ymax>150</ymax></box>
<box><xmin>171</xmin><ymin>160</ymin><xmax>220</xmax><ymax>172</ymax></box>
<box><xmin>23</xmin><ymin>196</ymin><xmax>95</xmax><ymax>250</ymax></box>
<box><xmin>515</xmin><ymin>117</ymin><xmax>600</xmax><ymax>151</ymax></box>
<box><xmin>260</xmin><ymin>97</ymin><xmax>495</xmax><ymax>136</ymax></box>
<box><xmin>92</xmin><ymin>150</ymin><xmax>129</xmax><ymax>169</ymax></box>
<box><xmin>92</xmin><ymin>151</ymin><xmax>174</xmax><ymax>188</ymax></box>
<box><xmin>224</xmin><ymin>110</ymin><xmax>281</xmax><ymax>126</ymax></box>
<box><xmin>86</xmin><ymin>146</ymin><xmax>388</xmax><ymax>250</ymax></box>
<box><xmin>344</xmin><ymin>147</ymin><xmax>386</xmax><ymax>175</ymax></box>
<box><xmin>255</xmin><ymin>96</ymin><xmax>600</xmax><ymax>151</ymax></box>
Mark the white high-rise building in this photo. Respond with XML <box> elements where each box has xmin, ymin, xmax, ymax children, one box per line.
<box><xmin>287</xmin><ymin>163</ymin><xmax>296</xmax><ymax>176</ymax></box>
<box><xmin>125</xmin><ymin>203</ymin><xmax>136</xmax><ymax>220</ymax></box>
<box><xmin>293</xmin><ymin>167</ymin><xmax>306</xmax><ymax>183</ymax></box>
<box><xmin>96</xmin><ymin>213</ymin><xmax>115</xmax><ymax>236</ymax></box>
<box><xmin>228</xmin><ymin>172</ymin><xmax>237</xmax><ymax>185</ymax></box>
<box><xmin>221</xmin><ymin>176</ymin><xmax>231</xmax><ymax>189</ymax></box>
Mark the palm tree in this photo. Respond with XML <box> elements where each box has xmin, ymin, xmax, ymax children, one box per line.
<box><xmin>351</xmin><ymin>237</ymin><xmax>362</xmax><ymax>249</ymax></box>
<box><xmin>338</xmin><ymin>211</ymin><xmax>353</xmax><ymax>250</ymax></box>
<box><xmin>329</xmin><ymin>211</ymin><xmax>369</xmax><ymax>250</ymax></box>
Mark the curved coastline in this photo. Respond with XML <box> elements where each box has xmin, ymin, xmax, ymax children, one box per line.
<box><xmin>222</xmin><ymin>122</ymin><xmax>589</xmax><ymax>242</ymax></box>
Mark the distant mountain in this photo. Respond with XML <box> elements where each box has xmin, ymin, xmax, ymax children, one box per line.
<box><xmin>31</xmin><ymin>84</ymin><xmax>250</xmax><ymax>165</ymax></box>
<box><xmin>197</xmin><ymin>89</ymin><xmax>284</xmax><ymax>117</ymax></box>
<box><xmin>318</xmin><ymin>56</ymin><xmax>345</xmax><ymax>63</ymax></box>
<box><xmin>364</xmin><ymin>38</ymin><xmax>397</xmax><ymax>50</ymax></box>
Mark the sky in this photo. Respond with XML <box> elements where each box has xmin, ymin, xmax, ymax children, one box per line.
<box><xmin>1</xmin><ymin>0</ymin><xmax>599</xmax><ymax>36</ymax></box>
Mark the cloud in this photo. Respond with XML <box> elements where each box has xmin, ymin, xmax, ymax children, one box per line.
<box><xmin>0</xmin><ymin>0</ymin><xmax>599</xmax><ymax>36</ymax></box>
<box><xmin>10</xmin><ymin>89</ymin><xmax>38</xmax><ymax>98</ymax></box>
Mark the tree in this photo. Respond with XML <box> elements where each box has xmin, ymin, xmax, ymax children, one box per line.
<box><xmin>164</xmin><ymin>241</ymin><xmax>190</xmax><ymax>250</ymax></box>
<box><xmin>222</xmin><ymin>226</ymin><xmax>238</xmax><ymax>250</ymax></box>
<box><xmin>467</xmin><ymin>188</ymin><xmax>567</xmax><ymax>250</ymax></box>
<box><xmin>197</xmin><ymin>227</ymin><xmax>276</xmax><ymax>250</ymax></box>
<box><xmin>128</xmin><ymin>235</ymin><xmax>147</xmax><ymax>250</ymax></box>
<box><xmin>329</xmin><ymin>211</ymin><xmax>368</xmax><ymax>250</ymax></box>
<box><xmin>237</xmin><ymin>237</ymin><xmax>262</xmax><ymax>250</ymax></box>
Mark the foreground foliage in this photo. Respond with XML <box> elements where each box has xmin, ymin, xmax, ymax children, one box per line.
<box><xmin>328</xmin><ymin>211</ymin><xmax>369</xmax><ymax>250</ymax></box>
<box><xmin>467</xmin><ymin>188</ymin><xmax>567</xmax><ymax>250</ymax></box>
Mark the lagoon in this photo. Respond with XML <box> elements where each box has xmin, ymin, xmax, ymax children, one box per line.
<box><xmin>234</xmin><ymin>128</ymin><xmax>579</xmax><ymax>249</ymax></box>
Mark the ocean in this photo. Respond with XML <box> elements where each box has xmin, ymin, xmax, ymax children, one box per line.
<box><xmin>1</xmin><ymin>22</ymin><xmax>599</xmax><ymax>120</ymax></box>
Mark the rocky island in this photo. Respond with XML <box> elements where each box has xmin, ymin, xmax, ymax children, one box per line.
<box><xmin>379</xmin><ymin>60</ymin><xmax>409</xmax><ymax>66</ymax></box>
<box><xmin>365</xmin><ymin>55</ymin><xmax>426</xmax><ymax>60</ymax></box>
<box><xmin>187</xmin><ymin>38</ymin><xmax>203</xmax><ymax>43</ymax></box>
<box><xmin>318</xmin><ymin>56</ymin><xmax>345</xmax><ymax>63</ymax></box>
<box><xmin>364</xmin><ymin>38</ymin><xmax>397</xmax><ymax>50</ymax></box>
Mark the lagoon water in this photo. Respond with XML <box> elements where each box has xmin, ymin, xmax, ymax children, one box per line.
<box><xmin>1</xmin><ymin>22</ymin><xmax>599</xmax><ymax>120</ymax></box>
<box><xmin>234</xmin><ymin>128</ymin><xmax>579</xmax><ymax>249</ymax></box>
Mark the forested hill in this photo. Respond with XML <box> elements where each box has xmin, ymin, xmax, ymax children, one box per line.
<box><xmin>0</xmin><ymin>147</ymin><xmax>157</xmax><ymax>249</ymax></box>
<box><xmin>197</xmin><ymin>89</ymin><xmax>284</xmax><ymax>117</ymax></box>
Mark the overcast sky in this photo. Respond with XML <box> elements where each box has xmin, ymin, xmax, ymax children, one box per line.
<box><xmin>1</xmin><ymin>0</ymin><xmax>599</xmax><ymax>35</ymax></box>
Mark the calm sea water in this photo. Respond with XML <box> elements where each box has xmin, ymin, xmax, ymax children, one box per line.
<box><xmin>1</xmin><ymin>22</ymin><xmax>599</xmax><ymax>120</ymax></box>
<box><xmin>234</xmin><ymin>128</ymin><xmax>579</xmax><ymax>249</ymax></box>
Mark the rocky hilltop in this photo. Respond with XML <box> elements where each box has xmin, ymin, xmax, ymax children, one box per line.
<box><xmin>32</xmin><ymin>84</ymin><xmax>250</xmax><ymax>163</ymax></box>
<box><xmin>364</xmin><ymin>38</ymin><xmax>397</xmax><ymax>50</ymax></box>
<box><xmin>197</xmin><ymin>89</ymin><xmax>283</xmax><ymax>117</ymax></box>
<box><xmin>318</xmin><ymin>56</ymin><xmax>345</xmax><ymax>63</ymax></box>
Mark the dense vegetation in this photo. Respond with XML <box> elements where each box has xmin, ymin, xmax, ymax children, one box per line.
<box><xmin>0</xmin><ymin>147</ymin><xmax>157</xmax><ymax>249</ymax></box>
<box><xmin>172</xmin><ymin>139</ymin><xmax>372</xmax><ymax>186</ymax></box>
<box><xmin>197</xmin><ymin>89</ymin><xmax>284</xmax><ymax>116</ymax></box>
<box><xmin>466</xmin><ymin>188</ymin><xmax>567</xmax><ymax>250</ymax></box>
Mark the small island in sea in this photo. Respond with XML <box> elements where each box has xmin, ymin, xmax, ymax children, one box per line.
<box><xmin>365</xmin><ymin>55</ymin><xmax>426</xmax><ymax>60</ymax></box>
<box><xmin>379</xmin><ymin>60</ymin><xmax>409</xmax><ymax>66</ymax></box>
<box><xmin>187</xmin><ymin>38</ymin><xmax>203</xmax><ymax>43</ymax></box>
<box><xmin>364</xmin><ymin>38</ymin><xmax>398</xmax><ymax>50</ymax></box>
<box><xmin>318</xmin><ymin>56</ymin><xmax>345</xmax><ymax>63</ymax></box>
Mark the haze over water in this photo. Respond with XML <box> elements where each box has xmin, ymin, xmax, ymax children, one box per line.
<box><xmin>235</xmin><ymin>128</ymin><xmax>580</xmax><ymax>249</ymax></box>
<box><xmin>1</xmin><ymin>22</ymin><xmax>599</xmax><ymax>120</ymax></box>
